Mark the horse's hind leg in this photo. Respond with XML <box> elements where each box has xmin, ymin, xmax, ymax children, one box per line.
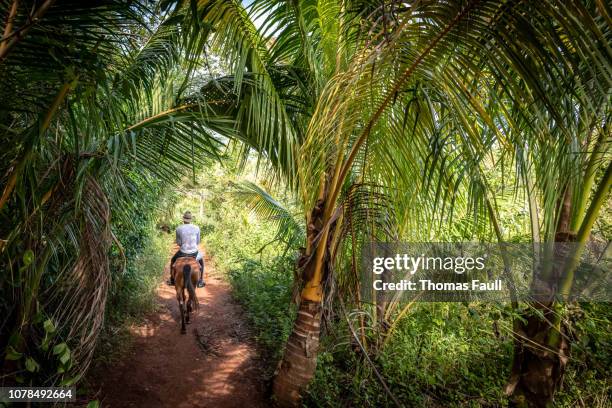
<box><xmin>177</xmin><ymin>291</ymin><xmax>186</xmax><ymax>334</ymax></box>
<box><xmin>186</xmin><ymin>300</ymin><xmax>192</xmax><ymax>324</ymax></box>
<box><xmin>179</xmin><ymin>301</ymin><xmax>186</xmax><ymax>334</ymax></box>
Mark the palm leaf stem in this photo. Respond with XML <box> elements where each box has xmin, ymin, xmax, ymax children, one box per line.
<box><xmin>329</xmin><ymin>0</ymin><xmax>481</xmax><ymax>220</ymax></box>
<box><xmin>0</xmin><ymin>0</ymin><xmax>56</xmax><ymax>62</ymax></box>
<box><xmin>0</xmin><ymin>80</ymin><xmax>75</xmax><ymax>211</ymax></box>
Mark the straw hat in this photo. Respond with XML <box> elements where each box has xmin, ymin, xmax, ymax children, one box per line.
<box><xmin>182</xmin><ymin>211</ymin><xmax>193</xmax><ymax>222</ymax></box>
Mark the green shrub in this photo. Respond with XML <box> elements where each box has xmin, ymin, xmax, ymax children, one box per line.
<box><xmin>227</xmin><ymin>256</ymin><xmax>296</xmax><ymax>365</ymax></box>
<box><xmin>95</xmin><ymin>231</ymin><xmax>167</xmax><ymax>363</ymax></box>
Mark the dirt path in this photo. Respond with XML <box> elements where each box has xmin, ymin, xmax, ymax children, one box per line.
<box><xmin>94</xmin><ymin>245</ymin><xmax>268</xmax><ymax>407</ymax></box>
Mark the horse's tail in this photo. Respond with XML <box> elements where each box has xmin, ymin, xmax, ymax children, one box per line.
<box><xmin>183</xmin><ymin>264</ymin><xmax>199</xmax><ymax>310</ymax></box>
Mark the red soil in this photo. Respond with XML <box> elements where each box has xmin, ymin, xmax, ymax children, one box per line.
<box><xmin>91</xmin><ymin>246</ymin><xmax>268</xmax><ymax>407</ymax></box>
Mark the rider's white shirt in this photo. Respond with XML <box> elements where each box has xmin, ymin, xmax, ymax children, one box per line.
<box><xmin>176</xmin><ymin>223</ymin><xmax>201</xmax><ymax>256</ymax></box>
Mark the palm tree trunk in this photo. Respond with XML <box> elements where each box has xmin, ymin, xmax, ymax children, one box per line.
<box><xmin>506</xmin><ymin>244</ymin><xmax>572</xmax><ymax>408</ymax></box>
<box><xmin>508</xmin><ymin>163</ymin><xmax>611</xmax><ymax>407</ymax></box>
<box><xmin>273</xmin><ymin>179</ymin><xmax>329</xmax><ymax>406</ymax></box>
<box><xmin>507</xmin><ymin>186</ymin><xmax>573</xmax><ymax>408</ymax></box>
<box><xmin>272</xmin><ymin>299</ymin><xmax>322</xmax><ymax>407</ymax></box>
<box><xmin>507</xmin><ymin>236</ymin><xmax>574</xmax><ymax>407</ymax></box>
<box><xmin>506</xmin><ymin>301</ymin><xmax>570</xmax><ymax>408</ymax></box>
<box><xmin>272</xmin><ymin>245</ymin><xmax>326</xmax><ymax>407</ymax></box>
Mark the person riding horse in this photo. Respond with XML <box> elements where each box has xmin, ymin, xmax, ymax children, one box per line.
<box><xmin>167</xmin><ymin>211</ymin><xmax>205</xmax><ymax>288</ymax></box>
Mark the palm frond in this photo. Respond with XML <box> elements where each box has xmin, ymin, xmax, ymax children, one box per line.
<box><xmin>197</xmin><ymin>0</ymin><xmax>299</xmax><ymax>180</ymax></box>
<box><xmin>233</xmin><ymin>180</ymin><xmax>304</xmax><ymax>248</ymax></box>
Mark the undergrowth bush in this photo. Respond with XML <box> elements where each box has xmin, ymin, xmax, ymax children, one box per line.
<box><xmin>94</xmin><ymin>230</ymin><xmax>167</xmax><ymax>364</ymax></box>
<box><xmin>228</xmin><ymin>257</ymin><xmax>296</xmax><ymax>365</ymax></box>
<box><xmin>304</xmin><ymin>302</ymin><xmax>611</xmax><ymax>408</ymax></box>
<box><xmin>165</xmin><ymin>165</ymin><xmax>611</xmax><ymax>408</ymax></box>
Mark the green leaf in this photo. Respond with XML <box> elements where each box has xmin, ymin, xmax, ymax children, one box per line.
<box><xmin>59</xmin><ymin>376</ymin><xmax>77</xmax><ymax>386</ymax></box>
<box><xmin>53</xmin><ymin>342</ymin><xmax>68</xmax><ymax>355</ymax></box>
<box><xmin>25</xmin><ymin>357</ymin><xmax>40</xmax><ymax>372</ymax></box>
<box><xmin>59</xmin><ymin>349</ymin><xmax>71</xmax><ymax>365</ymax></box>
<box><xmin>5</xmin><ymin>346</ymin><xmax>22</xmax><ymax>361</ymax></box>
<box><xmin>22</xmin><ymin>250</ymin><xmax>34</xmax><ymax>266</ymax></box>
<box><xmin>87</xmin><ymin>401</ymin><xmax>100</xmax><ymax>408</ymax></box>
<box><xmin>43</xmin><ymin>319</ymin><xmax>56</xmax><ymax>334</ymax></box>
<box><xmin>41</xmin><ymin>335</ymin><xmax>50</xmax><ymax>352</ymax></box>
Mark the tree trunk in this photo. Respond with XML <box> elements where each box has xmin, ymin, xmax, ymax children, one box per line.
<box><xmin>507</xmin><ymin>202</ymin><xmax>574</xmax><ymax>408</ymax></box>
<box><xmin>272</xmin><ymin>299</ymin><xmax>322</xmax><ymax>407</ymax></box>
<box><xmin>273</xmin><ymin>179</ymin><xmax>329</xmax><ymax>406</ymax></box>
<box><xmin>507</xmin><ymin>258</ymin><xmax>570</xmax><ymax>408</ymax></box>
<box><xmin>508</xmin><ymin>164</ymin><xmax>611</xmax><ymax>407</ymax></box>
<box><xmin>506</xmin><ymin>301</ymin><xmax>569</xmax><ymax>408</ymax></box>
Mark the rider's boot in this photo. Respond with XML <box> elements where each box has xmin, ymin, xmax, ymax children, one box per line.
<box><xmin>197</xmin><ymin>260</ymin><xmax>205</xmax><ymax>288</ymax></box>
<box><xmin>167</xmin><ymin>263</ymin><xmax>175</xmax><ymax>285</ymax></box>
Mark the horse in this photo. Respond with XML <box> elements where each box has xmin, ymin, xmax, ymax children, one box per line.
<box><xmin>172</xmin><ymin>257</ymin><xmax>200</xmax><ymax>334</ymax></box>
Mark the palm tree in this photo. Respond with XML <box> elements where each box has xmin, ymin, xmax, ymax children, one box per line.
<box><xmin>0</xmin><ymin>0</ymin><xmax>292</xmax><ymax>385</ymax></box>
<box><xmin>1</xmin><ymin>1</ymin><xmax>609</xmax><ymax>406</ymax></box>
<box><xmin>195</xmin><ymin>0</ymin><xmax>610</xmax><ymax>406</ymax></box>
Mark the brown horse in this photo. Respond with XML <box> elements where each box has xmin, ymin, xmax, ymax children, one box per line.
<box><xmin>172</xmin><ymin>257</ymin><xmax>200</xmax><ymax>334</ymax></box>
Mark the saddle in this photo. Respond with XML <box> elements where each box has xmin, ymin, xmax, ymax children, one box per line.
<box><xmin>175</xmin><ymin>251</ymin><xmax>197</xmax><ymax>259</ymax></box>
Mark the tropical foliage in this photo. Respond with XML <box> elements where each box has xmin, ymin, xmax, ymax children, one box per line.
<box><xmin>180</xmin><ymin>161</ymin><xmax>610</xmax><ymax>408</ymax></box>
<box><xmin>0</xmin><ymin>0</ymin><xmax>610</xmax><ymax>407</ymax></box>
<box><xmin>0</xmin><ymin>0</ymin><xmax>228</xmax><ymax>387</ymax></box>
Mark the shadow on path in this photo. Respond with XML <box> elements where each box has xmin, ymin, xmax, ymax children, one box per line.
<box><xmin>93</xmin><ymin>244</ymin><xmax>268</xmax><ymax>408</ymax></box>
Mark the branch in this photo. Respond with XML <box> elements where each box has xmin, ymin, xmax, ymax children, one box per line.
<box><xmin>0</xmin><ymin>0</ymin><xmax>19</xmax><ymax>54</ymax></box>
<box><xmin>0</xmin><ymin>0</ymin><xmax>56</xmax><ymax>62</ymax></box>
<box><xmin>338</xmin><ymin>297</ymin><xmax>402</xmax><ymax>408</ymax></box>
